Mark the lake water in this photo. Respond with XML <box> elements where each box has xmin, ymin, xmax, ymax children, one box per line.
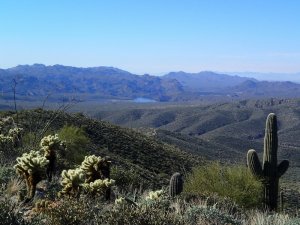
<box><xmin>133</xmin><ymin>97</ymin><xmax>157</xmax><ymax>103</ymax></box>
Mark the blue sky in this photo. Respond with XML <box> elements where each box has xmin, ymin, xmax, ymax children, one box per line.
<box><xmin>0</xmin><ymin>0</ymin><xmax>299</xmax><ymax>74</ymax></box>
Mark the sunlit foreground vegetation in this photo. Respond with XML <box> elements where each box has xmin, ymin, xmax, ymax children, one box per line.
<box><xmin>0</xmin><ymin>109</ymin><xmax>299</xmax><ymax>225</ymax></box>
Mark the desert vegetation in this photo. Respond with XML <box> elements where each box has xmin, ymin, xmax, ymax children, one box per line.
<box><xmin>0</xmin><ymin>109</ymin><xmax>299</xmax><ymax>224</ymax></box>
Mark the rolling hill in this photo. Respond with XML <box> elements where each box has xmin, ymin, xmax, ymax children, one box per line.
<box><xmin>94</xmin><ymin>98</ymin><xmax>300</xmax><ymax>167</ymax></box>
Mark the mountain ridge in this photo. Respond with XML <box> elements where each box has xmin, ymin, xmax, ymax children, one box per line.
<box><xmin>2</xmin><ymin>64</ymin><xmax>300</xmax><ymax>103</ymax></box>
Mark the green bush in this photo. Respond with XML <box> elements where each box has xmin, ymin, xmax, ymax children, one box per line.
<box><xmin>0</xmin><ymin>195</ymin><xmax>36</xmax><ymax>225</ymax></box>
<box><xmin>111</xmin><ymin>166</ymin><xmax>143</xmax><ymax>190</ymax></box>
<box><xmin>0</xmin><ymin>164</ymin><xmax>15</xmax><ymax>184</ymax></box>
<box><xmin>37</xmin><ymin>198</ymin><xmax>101</xmax><ymax>225</ymax></box>
<box><xmin>58</xmin><ymin>125</ymin><xmax>90</xmax><ymax>166</ymax></box>
<box><xmin>103</xmin><ymin>202</ymin><xmax>184</xmax><ymax>225</ymax></box>
<box><xmin>184</xmin><ymin>205</ymin><xmax>242</xmax><ymax>225</ymax></box>
<box><xmin>184</xmin><ymin>162</ymin><xmax>263</xmax><ymax>209</ymax></box>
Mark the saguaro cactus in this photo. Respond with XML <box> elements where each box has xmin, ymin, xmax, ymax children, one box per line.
<box><xmin>247</xmin><ymin>113</ymin><xmax>289</xmax><ymax>210</ymax></box>
<box><xmin>169</xmin><ymin>172</ymin><xmax>183</xmax><ymax>197</ymax></box>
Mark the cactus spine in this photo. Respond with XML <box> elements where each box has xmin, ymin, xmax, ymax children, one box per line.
<box><xmin>247</xmin><ymin>113</ymin><xmax>289</xmax><ymax>210</ymax></box>
<box><xmin>169</xmin><ymin>172</ymin><xmax>183</xmax><ymax>197</ymax></box>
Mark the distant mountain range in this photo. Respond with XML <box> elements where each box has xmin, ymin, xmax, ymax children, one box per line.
<box><xmin>0</xmin><ymin>64</ymin><xmax>183</xmax><ymax>102</ymax></box>
<box><xmin>1</xmin><ymin>64</ymin><xmax>300</xmax><ymax>102</ymax></box>
<box><xmin>163</xmin><ymin>71</ymin><xmax>256</xmax><ymax>92</ymax></box>
<box><xmin>226</xmin><ymin>72</ymin><xmax>300</xmax><ymax>82</ymax></box>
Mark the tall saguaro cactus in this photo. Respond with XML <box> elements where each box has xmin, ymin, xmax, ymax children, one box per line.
<box><xmin>247</xmin><ymin>113</ymin><xmax>289</xmax><ymax>210</ymax></box>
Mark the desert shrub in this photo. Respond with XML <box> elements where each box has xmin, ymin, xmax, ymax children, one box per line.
<box><xmin>285</xmin><ymin>218</ymin><xmax>300</xmax><ymax>225</ymax></box>
<box><xmin>184</xmin><ymin>162</ymin><xmax>263</xmax><ymax>209</ymax></box>
<box><xmin>0</xmin><ymin>193</ymin><xmax>36</xmax><ymax>225</ymax></box>
<box><xmin>102</xmin><ymin>190</ymin><xmax>184</xmax><ymax>225</ymax></box>
<box><xmin>102</xmin><ymin>202</ymin><xmax>184</xmax><ymax>225</ymax></box>
<box><xmin>246</xmin><ymin>211</ymin><xmax>299</xmax><ymax>225</ymax></box>
<box><xmin>36</xmin><ymin>198</ymin><xmax>103</xmax><ymax>225</ymax></box>
<box><xmin>22</xmin><ymin>132</ymin><xmax>37</xmax><ymax>147</ymax></box>
<box><xmin>0</xmin><ymin>164</ymin><xmax>15</xmax><ymax>184</ymax></box>
<box><xmin>58</xmin><ymin>125</ymin><xmax>90</xmax><ymax>166</ymax></box>
<box><xmin>184</xmin><ymin>205</ymin><xmax>242</xmax><ymax>225</ymax></box>
<box><xmin>111</xmin><ymin>166</ymin><xmax>143</xmax><ymax>190</ymax></box>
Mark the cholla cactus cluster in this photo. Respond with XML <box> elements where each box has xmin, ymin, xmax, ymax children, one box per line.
<box><xmin>14</xmin><ymin>151</ymin><xmax>49</xmax><ymax>175</ymax></box>
<box><xmin>146</xmin><ymin>190</ymin><xmax>164</xmax><ymax>201</ymax></box>
<box><xmin>14</xmin><ymin>150</ymin><xmax>49</xmax><ymax>202</ymax></box>
<box><xmin>59</xmin><ymin>155</ymin><xmax>114</xmax><ymax>198</ymax></box>
<box><xmin>13</xmin><ymin>130</ymin><xmax>113</xmax><ymax>201</ymax></box>
<box><xmin>80</xmin><ymin>155</ymin><xmax>111</xmax><ymax>182</ymax></box>
<box><xmin>0</xmin><ymin>116</ymin><xmax>23</xmax><ymax>149</ymax></box>
<box><xmin>60</xmin><ymin>168</ymin><xmax>85</xmax><ymax>196</ymax></box>
<box><xmin>0</xmin><ymin>116</ymin><xmax>15</xmax><ymax>133</ymax></box>
<box><xmin>0</xmin><ymin>134</ymin><xmax>14</xmax><ymax>147</ymax></box>
<box><xmin>82</xmin><ymin>178</ymin><xmax>115</xmax><ymax>195</ymax></box>
<box><xmin>9</xmin><ymin>127</ymin><xmax>23</xmax><ymax>144</ymax></box>
<box><xmin>40</xmin><ymin>134</ymin><xmax>65</xmax><ymax>154</ymax></box>
<box><xmin>13</xmin><ymin>133</ymin><xmax>64</xmax><ymax>202</ymax></box>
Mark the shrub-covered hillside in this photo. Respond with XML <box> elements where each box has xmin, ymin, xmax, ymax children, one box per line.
<box><xmin>0</xmin><ymin>109</ymin><xmax>300</xmax><ymax>224</ymax></box>
<box><xmin>0</xmin><ymin>109</ymin><xmax>200</xmax><ymax>186</ymax></box>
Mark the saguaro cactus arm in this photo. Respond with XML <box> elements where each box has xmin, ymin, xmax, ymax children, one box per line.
<box><xmin>247</xmin><ymin>149</ymin><xmax>263</xmax><ymax>177</ymax></box>
<box><xmin>277</xmin><ymin>160</ymin><xmax>289</xmax><ymax>178</ymax></box>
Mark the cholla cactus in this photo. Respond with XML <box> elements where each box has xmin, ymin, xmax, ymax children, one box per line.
<box><xmin>8</xmin><ymin>127</ymin><xmax>23</xmax><ymax>147</ymax></box>
<box><xmin>145</xmin><ymin>190</ymin><xmax>164</xmax><ymax>201</ymax></box>
<box><xmin>82</xmin><ymin>178</ymin><xmax>115</xmax><ymax>196</ymax></box>
<box><xmin>80</xmin><ymin>155</ymin><xmax>112</xmax><ymax>199</ymax></box>
<box><xmin>40</xmin><ymin>134</ymin><xmax>65</xmax><ymax>153</ymax></box>
<box><xmin>14</xmin><ymin>151</ymin><xmax>49</xmax><ymax>202</ymax></box>
<box><xmin>60</xmin><ymin>168</ymin><xmax>85</xmax><ymax>197</ymax></box>
<box><xmin>115</xmin><ymin>197</ymin><xmax>126</xmax><ymax>205</ymax></box>
<box><xmin>0</xmin><ymin>116</ymin><xmax>15</xmax><ymax>134</ymax></box>
<box><xmin>0</xmin><ymin>134</ymin><xmax>14</xmax><ymax>149</ymax></box>
<box><xmin>0</xmin><ymin>116</ymin><xmax>23</xmax><ymax>149</ymax></box>
<box><xmin>80</xmin><ymin>155</ymin><xmax>111</xmax><ymax>182</ymax></box>
<box><xmin>40</xmin><ymin>134</ymin><xmax>66</xmax><ymax>181</ymax></box>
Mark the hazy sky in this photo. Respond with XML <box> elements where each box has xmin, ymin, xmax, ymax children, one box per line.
<box><xmin>0</xmin><ymin>0</ymin><xmax>299</xmax><ymax>74</ymax></box>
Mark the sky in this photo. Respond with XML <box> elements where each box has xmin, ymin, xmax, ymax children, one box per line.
<box><xmin>0</xmin><ymin>0</ymin><xmax>300</xmax><ymax>74</ymax></box>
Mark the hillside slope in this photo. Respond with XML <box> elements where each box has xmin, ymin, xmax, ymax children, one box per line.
<box><xmin>95</xmin><ymin>99</ymin><xmax>300</xmax><ymax>167</ymax></box>
<box><xmin>1</xmin><ymin>109</ymin><xmax>200</xmax><ymax>187</ymax></box>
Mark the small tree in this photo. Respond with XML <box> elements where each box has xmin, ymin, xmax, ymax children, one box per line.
<box><xmin>58</xmin><ymin>125</ymin><xmax>90</xmax><ymax>166</ymax></box>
